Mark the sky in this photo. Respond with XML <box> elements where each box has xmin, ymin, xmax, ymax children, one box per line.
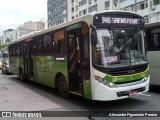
<box><xmin>0</xmin><ymin>0</ymin><xmax>47</xmax><ymax>36</ymax></box>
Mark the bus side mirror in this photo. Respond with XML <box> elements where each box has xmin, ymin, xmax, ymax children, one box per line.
<box><xmin>91</xmin><ymin>29</ymin><xmax>98</xmax><ymax>45</ymax></box>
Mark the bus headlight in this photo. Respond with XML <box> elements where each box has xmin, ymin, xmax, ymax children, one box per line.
<box><xmin>143</xmin><ymin>75</ymin><xmax>149</xmax><ymax>82</ymax></box>
<box><xmin>94</xmin><ymin>75</ymin><xmax>115</xmax><ymax>88</ymax></box>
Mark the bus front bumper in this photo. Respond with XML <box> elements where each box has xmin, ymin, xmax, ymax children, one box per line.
<box><xmin>92</xmin><ymin>75</ymin><xmax>150</xmax><ymax>101</ymax></box>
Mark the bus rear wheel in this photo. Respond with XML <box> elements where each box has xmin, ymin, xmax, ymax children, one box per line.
<box><xmin>58</xmin><ymin>76</ymin><xmax>70</xmax><ymax>98</ymax></box>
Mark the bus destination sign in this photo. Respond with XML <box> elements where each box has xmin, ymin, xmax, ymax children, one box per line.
<box><xmin>102</xmin><ymin>17</ymin><xmax>138</xmax><ymax>24</ymax></box>
<box><xmin>94</xmin><ymin>15</ymin><xmax>143</xmax><ymax>25</ymax></box>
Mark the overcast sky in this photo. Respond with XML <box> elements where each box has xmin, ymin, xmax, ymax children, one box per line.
<box><xmin>0</xmin><ymin>0</ymin><xmax>47</xmax><ymax>36</ymax></box>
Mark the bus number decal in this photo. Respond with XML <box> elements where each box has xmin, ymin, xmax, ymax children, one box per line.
<box><xmin>106</xmin><ymin>56</ymin><xmax>118</xmax><ymax>63</ymax></box>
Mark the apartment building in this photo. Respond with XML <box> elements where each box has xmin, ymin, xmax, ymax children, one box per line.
<box><xmin>0</xmin><ymin>36</ymin><xmax>2</xmax><ymax>45</ymax></box>
<box><xmin>2</xmin><ymin>28</ymin><xmax>36</xmax><ymax>44</ymax></box>
<box><xmin>18</xmin><ymin>21</ymin><xmax>45</xmax><ymax>31</ymax></box>
<box><xmin>2</xmin><ymin>29</ymin><xmax>16</xmax><ymax>44</ymax></box>
<box><xmin>47</xmin><ymin>0</ymin><xmax>67</xmax><ymax>28</ymax></box>
<box><xmin>66</xmin><ymin>0</ymin><xmax>160</xmax><ymax>23</ymax></box>
<box><xmin>67</xmin><ymin>0</ymin><xmax>116</xmax><ymax>21</ymax></box>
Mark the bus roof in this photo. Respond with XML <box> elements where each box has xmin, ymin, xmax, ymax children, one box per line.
<box><xmin>9</xmin><ymin>10</ymin><xmax>142</xmax><ymax>44</ymax></box>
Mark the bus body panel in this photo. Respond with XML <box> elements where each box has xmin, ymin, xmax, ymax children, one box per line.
<box><xmin>32</xmin><ymin>56</ymin><xmax>68</xmax><ymax>87</ymax></box>
<box><xmin>9</xmin><ymin>56</ymin><xmax>24</xmax><ymax>75</ymax></box>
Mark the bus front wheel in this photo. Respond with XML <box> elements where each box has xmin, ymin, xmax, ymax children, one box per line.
<box><xmin>58</xmin><ymin>76</ymin><xmax>70</xmax><ymax>98</ymax></box>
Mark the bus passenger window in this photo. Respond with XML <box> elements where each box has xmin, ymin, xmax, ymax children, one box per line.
<box><xmin>53</xmin><ymin>30</ymin><xmax>64</xmax><ymax>53</ymax></box>
<box><xmin>42</xmin><ymin>34</ymin><xmax>52</xmax><ymax>54</ymax></box>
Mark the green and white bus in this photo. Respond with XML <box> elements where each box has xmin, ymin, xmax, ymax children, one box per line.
<box><xmin>9</xmin><ymin>11</ymin><xmax>150</xmax><ymax>101</ymax></box>
<box><xmin>145</xmin><ymin>21</ymin><xmax>160</xmax><ymax>86</ymax></box>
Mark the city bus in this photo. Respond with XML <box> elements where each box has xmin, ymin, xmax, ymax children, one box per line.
<box><xmin>145</xmin><ymin>21</ymin><xmax>160</xmax><ymax>85</ymax></box>
<box><xmin>8</xmin><ymin>11</ymin><xmax>150</xmax><ymax>101</ymax></box>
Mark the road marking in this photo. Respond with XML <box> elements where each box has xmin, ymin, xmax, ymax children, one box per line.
<box><xmin>140</xmin><ymin>93</ymin><xmax>151</xmax><ymax>97</ymax></box>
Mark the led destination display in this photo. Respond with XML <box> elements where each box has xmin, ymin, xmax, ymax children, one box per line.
<box><xmin>93</xmin><ymin>14</ymin><xmax>144</xmax><ymax>25</ymax></box>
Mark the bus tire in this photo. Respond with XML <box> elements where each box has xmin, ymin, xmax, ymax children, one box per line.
<box><xmin>19</xmin><ymin>69</ymin><xmax>25</xmax><ymax>81</ymax></box>
<box><xmin>58</xmin><ymin>76</ymin><xmax>70</xmax><ymax>98</ymax></box>
<box><xmin>5</xmin><ymin>69</ymin><xmax>8</xmax><ymax>75</ymax></box>
<box><xmin>2</xmin><ymin>69</ymin><xmax>4</xmax><ymax>74</ymax></box>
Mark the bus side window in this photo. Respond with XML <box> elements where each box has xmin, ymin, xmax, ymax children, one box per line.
<box><xmin>53</xmin><ymin>30</ymin><xmax>64</xmax><ymax>53</ymax></box>
<box><xmin>34</xmin><ymin>36</ymin><xmax>42</xmax><ymax>55</ymax></box>
<box><xmin>42</xmin><ymin>33</ymin><xmax>52</xmax><ymax>54</ymax></box>
<box><xmin>13</xmin><ymin>44</ymin><xmax>17</xmax><ymax>56</ymax></box>
<box><xmin>17</xmin><ymin>44</ymin><xmax>20</xmax><ymax>56</ymax></box>
<box><xmin>9</xmin><ymin>45</ymin><xmax>13</xmax><ymax>56</ymax></box>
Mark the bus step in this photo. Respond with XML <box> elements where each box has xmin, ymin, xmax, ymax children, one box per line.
<box><xmin>70</xmin><ymin>91</ymin><xmax>82</xmax><ymax>96</ymax></box>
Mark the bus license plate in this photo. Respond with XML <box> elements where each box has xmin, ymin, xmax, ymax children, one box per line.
<box><xmin>129</xmin><ymin>91</ymin><xmax>138</xmax><ymax>96</ymax></box>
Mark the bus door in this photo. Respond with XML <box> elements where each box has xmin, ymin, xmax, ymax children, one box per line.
<box><xmin>24</xmin><ymin>41</ymin><xmax>34</xmax><ymax>78</ymax></box>
<box><xmin>67</xmin><ymin>29</ymin><xmax>83</xmax><ymax>95</ymax></box>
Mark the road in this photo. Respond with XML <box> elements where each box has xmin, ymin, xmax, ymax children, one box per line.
<box><xmin>0</xmin><ymin>71</ymin><xmax>160</xmax><ymax>120</ymax></box>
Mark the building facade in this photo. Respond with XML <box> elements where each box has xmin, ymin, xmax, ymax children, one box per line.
<box><xmin>2</xmin><ymin>28</ymin><xmax>36</xmax><ymax>44</ymax></box>
<box><xmin>18</xmin><ymin>21</ymin><xmax>45</xmax><ymax>31</ymax></box>
<box><xmin>66</xmin><ymin>0</ymin><xmax>160</xmax><ymax>23</ymax></box>
<box><xmin>0</xmin><ymin>36</ymin><xmax>2</xmax><ymax>45</ymax></box>
<box><xmin>48</xmin><ymin>0</ymin><xmax>67</xmax><ymax>28</ymax></box>
<box><xmin>2</xmin><ymin>29</ymin><xmax>16</xmax><ymax>45</ymax></box>
<box><xmin>67</xmin><ymin>0</ymin><xmax>115</xmax><ymax>21</ymax></box>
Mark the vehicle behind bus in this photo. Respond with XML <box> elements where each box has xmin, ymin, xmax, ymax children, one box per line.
<box><xmin>1</xmin><ymin>52</ymin><xmax>10</xmax><ymax>74</ymax></box>
<box><xmin>145</xmin><ymin>22</ymin><xmax>160</xmax><ymax>85</ymax></box>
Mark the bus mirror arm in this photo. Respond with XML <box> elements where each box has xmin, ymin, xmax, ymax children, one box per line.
<box><xmin>90</xmin><ymin>24</ymin><xmax>97</xmax><ymax>30</ymax></box>
<box><xmin>90</xmin><ymin>24</ymin><xmax>98</xmax><ymax>45</ymax></box>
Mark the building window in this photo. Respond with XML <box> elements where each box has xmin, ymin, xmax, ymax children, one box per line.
<box><xmin>120</xmin><ymin>0</ymin><xmax>126</xmax><ymax>3</ymax></box>
<box><xmin>105</xmin><ymin>1</ymin><xmax>110</xmax><ymax>8</ymax></box>
<box><xmin>89</xmin><ymin>4</ymin><xmax>97</xmax><ymax>13</ymax></box>
<box><xmin>79</xmin><ymin>0</ymin><xmax>87</xmax><ymax>7</ymax></box>
<box><xmin>114</xmin><ymin>0</ymin><xmax>118</xmax><ymax>4</ymax></box>
<box><xmin>72</xmin><ymin>7</ymin><xmax>74</xmax><ymax>12</ymax></box>
<box><xmin>79</xmin><ymin>9</ymin><xmax>87</xmax><ymax>17</ymax></box>
<box><xmin>137</xmin><ymin>2</ymin><xmax>148</xmax><ymax>10</ymax></box>
<box><xmin>144</xmin><ymin>15</ymin><xmax>149</xmax><ymax>23</ymax></box>
<box><xmin>154</xmin><ymin>0</ymin><xmax>160</xmax><ymax>6</ymax></box>
<box><xmin>76</xmin><ymin>5</ymin><xmax>78</xmax><ymax>11</ymax></box>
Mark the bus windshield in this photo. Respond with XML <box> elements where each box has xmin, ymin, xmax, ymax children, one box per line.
<box><xmin>93</xmin><ymin>27</ymin><xmax>147</xmax><ymax>68</ymax></box>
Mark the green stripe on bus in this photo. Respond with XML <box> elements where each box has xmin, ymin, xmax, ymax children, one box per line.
<box><xmin>104</xmin><ymin>70</ymin><xmax>149</xmax><ymax>83</ymax></box>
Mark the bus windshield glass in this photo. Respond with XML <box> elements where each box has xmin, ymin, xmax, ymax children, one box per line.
<box><xmin>92</xmin><ymin>27</ymin><xmax>147</xmax><ymax>68</ymax></box>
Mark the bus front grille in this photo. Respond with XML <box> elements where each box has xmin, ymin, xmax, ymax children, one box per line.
<box><xmin>109</xmin><ymin>65</ymin><xmax>148</xmax><ymax>76</ymax></box>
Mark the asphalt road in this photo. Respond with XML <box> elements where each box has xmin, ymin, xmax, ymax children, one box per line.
<box><xmin>0</xmin><ymin>71</ymin><xmax>160</xmax><ymax>120</ymax></box>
